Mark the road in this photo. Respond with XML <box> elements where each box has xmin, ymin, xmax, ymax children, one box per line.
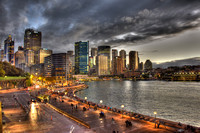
<box><xmin>0</xmin><ymin>89</ymin><xmax>93</xmax><ymax>133</ymax></box>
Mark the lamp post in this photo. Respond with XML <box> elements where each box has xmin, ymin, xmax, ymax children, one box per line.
<box><xmin>100</xmin><ymin>100</ymin><xmax>103</xmax><ymax>111</ymax></box>
<box><xmin>121</xmin><ymin>105</ymin><xmax>124</xmax><ymax>118</ymax></box>
<box><xmin>154</xmin><ymin>112</ymin><xmax>157</xmax><ymax>128</ymax></box>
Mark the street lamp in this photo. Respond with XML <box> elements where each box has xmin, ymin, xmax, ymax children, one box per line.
<box><xmin>100</xmin><ymin>100</ymin><xmax>103</xmax><ymax>110</ymax></box>
<box><xmin>154</xmin><ymin>111</ymin><xmax>157</xmax><ymax>128</ymax></box>
<box><xmin>85</xmin><ymin>97</ymin><xmax>87</xmax><ymax>100</ymax></box>
<box><xmin>121</xmin><ymin>105</ymin><xmax>124</xmax><ymax>118</ymax></box>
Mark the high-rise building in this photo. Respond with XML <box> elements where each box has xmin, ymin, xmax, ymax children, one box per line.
<box><xmin>24</xmin><ymin>28</ymin><xmax>42</xmax><ymax>64</ymax></box>
<box><xmin>15</xmin><ymin>49</ymin><xmax>25</xmax><ymax>68</ymax></box>
<box><xmin>0</xmin><ymin>44</ymin><xmax>3</xmax><ymax>61</ymax></box>
<box><xmin>97</xmin><ymin>46</ymin><xmax>111</xmax><ymax>75</ymax></box>
<box><xmin>129</xmin><ymin>51</ymin><xmax>139</xmax><ymax>71</ymax></box>
<box><xmin>91</xmin><ymin>48</ymin><xmax>97</xmax><ymax>57</ymax></box>
<box><xmin>97</xmin><ymin>55</ymin><xmax>108</xmax><ymax>76</ymax></box>
<box><xmin>30</xmin><ymin>63</ymin><xmax>44</xmax><ymax>76</ymax></box>
<box><xmin>66</xmin><ymin>51</ymin><xmax>74</xmax><ymax>79</ymax></box>
<box><xmin>4</xmin><ymin>35</ymin><xmax>14</xmax><ymax>65</ymax></box>
<box><xmin>75</xmin><ymin>41</ymin><xmax>89</xmax><ymax>75</ymax></box>
<box><xmin>24</xmin><ymin>29</ymin><xmax>42</xmax><ymax>51</ymax></box>
<box><xmin>44</xmin><ymin>55</ymin><xmax>52</xmax><ymax>77</ymax></box>
<box><xmin>38</xmin><ymin>48</ymin><xmax>52</xmax><ymax>64</ymax></box>
<box><xmin>139</xmin><ymin>62</ymin><xmax>144</xmax><ymax>71</ymax></box>
<box><xmin>44</xmin><ymin>53</ymin><xmax>69</xmax><ymax>82</ymax></box>
<box><xmin>116</xmin><ymin>56</ymin><xmax>123</xmax><ymax>75</ymax></box>
<box><xmin>25</xmin><ymin>50</ymin><xmax>34</xmax><ymax>67</ymax></box>
<box><xmin>120</xmin><ymin>50</ymin><xmax>126</xmax><ymax>70</ymax></box>
<box><xmin>144</xmin><ymin>59</ymin><xmax>152</xmax><ymax>71</ymax></box>
<box><xmin>112</xmin><ymin>49</ymin><xmax>118</xmax><ymax>75</ymax></box>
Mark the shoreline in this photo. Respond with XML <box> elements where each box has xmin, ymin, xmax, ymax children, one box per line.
<box><xmin>71</xmin><ymin>83</ymin><xmax>199</xmax><ymax>132</ymax></box>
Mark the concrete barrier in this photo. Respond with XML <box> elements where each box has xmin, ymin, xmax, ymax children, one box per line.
<box><xmin>46</xmin><ymin>103</ymin><xmax>91</xmax><ymax>129</ymax></box>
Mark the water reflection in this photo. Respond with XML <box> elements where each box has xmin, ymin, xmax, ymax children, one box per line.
<box><xmin>76</xmin><ymin>80</ymin><xmax>200</xmax><ymax>127</ymax></box>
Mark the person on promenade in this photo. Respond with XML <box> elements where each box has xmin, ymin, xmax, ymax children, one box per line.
<box><xmin>112</xmin><ymin>118</ymin><xmax>115</xmax><ymax>124</ymax></box>
<box><xmin>75</xmin><ymin>104</ymin><xmax>78</xmax><ymax>111</ymax></box>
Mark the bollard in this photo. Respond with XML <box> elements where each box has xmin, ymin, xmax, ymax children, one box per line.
<box><xmin>51</xmin><ymin>115</ymin><xmax>52</xmax><ymax>121</ymax></box>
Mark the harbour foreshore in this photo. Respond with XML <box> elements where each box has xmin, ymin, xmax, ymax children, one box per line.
<box><xmin>68</xmin><ymin>83</ymin><xmax>200</xmax><ymax>133</ymax></box>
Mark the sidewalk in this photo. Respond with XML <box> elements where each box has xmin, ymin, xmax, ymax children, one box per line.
<box><xmin>49</xmin><ymin>96</ymin><xmax>175</xmax><ymax>133</ymax></box>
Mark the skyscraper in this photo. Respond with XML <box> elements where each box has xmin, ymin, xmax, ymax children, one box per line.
<box><xmin>4</xmin><ymin>35</ymin><xmax>14</xmax><ymax>65</ymax></box>
<box><xmin>38</xmin><ymin>48</ymin><xmax>52</xmax><ymax>64</ymax></box>
<box><xmin>97</xmin><ymin>46</ymin><xmax>111</xmax><ymax>75</ymax></box>
<box><xmin>15</xmin><ymin>47</ymin><xmax>25</xmax><ymax>68</ymax></box>
<box><xmin>75</xmin><ymin>41</ymin><xmax>89</xmax><ymax>74</ymax></box>
<box><xmin>144</xmin><ymin>59</ymin><xmax>152</xmax><ymax>71</ymax></box>
<box><xmin>120</xmin><ymin>50</ymin><xmax>126</xmax><ymax>70</ymax></box>
<box><xmin>112</xmin><ymin>49</ymin><xmax>118</xmax><ymax>75</ymax></box>
<box><xmin>25</xmin><ymin>50</ymin><xmax>34</xmax><ymax>67</ymax></box>
<box><xmin>116</xmin><ymin>56</ymin><xmax>123</xmax><ymax>75</ymax></box>
<box><xmin>139</xmin><ymin>62</ymin><xmax>144</xmax><ymax>71</ymax></box>
<box><xmin>24</xmin><ymin>29</ymin><xmax>42</xmax><ymax>51</ymax></box>
<box><xmin>129</xmin><ymin>51</ymin><xmax>138</xmax><ymax>71</ymax></box>
<box><xmin>24</xmin><ymin>28</ymin><xmax>42</xmax><ymax>64</ymax></box>
<box><xmin>97</xmin><ymin>55</ymin><xmax>108</xmax><ymax>76</ymax></box>
<box><xmin>91</xmin><ymin>48</ymin><xmax>97</xmax><ymax>57</ymax></box>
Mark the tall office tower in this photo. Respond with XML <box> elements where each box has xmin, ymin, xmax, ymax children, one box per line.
<box><xmin>24</xmin><ymin>29</ymin><xmax>42</xmax><ymax>51</ymax></box>
<box><xmin>4</xmin><ymin>35</ymin><xmax>14</xmax><ymax>65</ymax></box>
<box><xmin>139</xmin><ymin>62</ymin><xmax>144</xmax><ymax>71</ymax></box>
<box><xmin>144</xmin><ymin>59</ymin><xmax>152</xmax><ymax>71</ymax></box>
<box><xmin>0</xmin><ymin>49</ymin><xmax>3</xmax><ymax>61</ymax></box>
<box><xmin>75</xmin><ymin>41</ymin><xmax>89</xmax><ymax>75</ymax></box>
<box><xmin>91</xmin><ymin>48</ymin><xmax>97</xmax><ymax>57</ymax></box>
<box><xmin>15</xmin><ymin>47</ymin><xmax>25</xmax><ymax>68</ymax></box>
<box><xmin>120</xmin><ymin>50</ymin><xmax>126</xmax><ymax>70</ymax></box>
<box><xmin>25</xmin><ymin>50</ymin><xmax>34</xmax><ymax>67</ymax></box>
<box><xmin>44</xmin><ymin>55</ymin><xmax>52</xmax><ymax>77</ymax></box>
<box><xmin>112</xmin><ymin>49</ymin><xmax>118</xmax><ymax>75</ymax></box>
<box><xmin>0</xmin><ymin>44</ymin><xmax>3</xmax><ymax>61</ymax></box>
<box><xmin>66</xmin><ymin>51</ymin><xmax>74</xmax><ymax>79</ymax></box>
<box><xmin>44</xmin><ymin>53</ymin><xmax>69</xmax><ymax>81</ymax></box>
<box><xmin>97</xmin><ymin>55</ymin><xmax>108</xmax><ymax>76</ymax></box>
<box><xmin>97</xmin><ymin>46</ymin><xmax>111</xmax><ymax>75</ymax></box>
<box><xmin>38</xmin><ymin>48</ymin><xmax>52</xmax><ymax>64</ymax></box>
<box><xmin>116</xmin><ymin>56</ymin><xmax>123</xmax><ymax>75</ymax></box>
<box><xmin>129</xmin><ymin>51</ymin><xmax>139</xmax><ymax>71</ymax></box>
<box><xmin>24</xmin><ymin>28</ymin><xmax>42</xmax><ymax>64</ymax></box>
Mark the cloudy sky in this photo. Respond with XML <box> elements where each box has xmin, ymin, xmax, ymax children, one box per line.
<box><xmin>1</xmin><ymin>0</ymin><xmax>200</xmax><ymax>66</ymax></box>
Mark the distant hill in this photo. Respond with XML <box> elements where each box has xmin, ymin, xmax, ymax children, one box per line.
<box><xmin>153</xmin><ymin>57</ymin><xmax>200</xmax><ymax>68</ymax></box>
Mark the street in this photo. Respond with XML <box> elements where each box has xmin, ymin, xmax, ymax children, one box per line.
<box><xmin>0</xmin><ymin>89</ymin><xmax>93</xmax><ymax>133</ymax></box>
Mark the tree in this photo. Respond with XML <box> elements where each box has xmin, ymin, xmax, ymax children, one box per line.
<box><xmin>0</xmin><ymin>68</ymin><xmax>5</xmax><ymax>77</ymax></box>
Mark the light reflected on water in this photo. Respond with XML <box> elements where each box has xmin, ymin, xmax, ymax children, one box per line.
<box><xmin>76</xmin><ymin>80</ymin><xmax>200</xmax><ymax>127</ymax></box>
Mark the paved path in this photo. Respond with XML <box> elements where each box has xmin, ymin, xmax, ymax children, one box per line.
<box><xmin>50</xmin><ymin>96</ymin><xmax>175</xmax><ymax>133</ymax></box>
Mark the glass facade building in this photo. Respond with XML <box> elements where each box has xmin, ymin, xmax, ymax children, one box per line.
<box><xmin>97</xmin><ymin>46</ymin><xmax>111</xmax><ymax>75</ymax></box>
<box><xmin>75</xmin><ymin>41</ymin><xmax>89</xmax><ymax>74</ymax></box>
<box><xmin>4</xmin><ymin>35</ymin><xmax>14</xmax><ymax>65</ymax></box>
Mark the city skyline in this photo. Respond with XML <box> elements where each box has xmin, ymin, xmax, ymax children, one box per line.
<box><xmin>0</xmin><ymin>0</ymin><xmax>200</xmax><ymax>65</ymax></box>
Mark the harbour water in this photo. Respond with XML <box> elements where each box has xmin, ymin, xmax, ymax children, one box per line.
<box><xmin>76</xmin><ymin>80</ymin><xmax>200</xmax><ymax>127</ymax></box>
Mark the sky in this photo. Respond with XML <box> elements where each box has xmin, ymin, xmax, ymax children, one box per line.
<box><xmin>1</xmin><ymin>0</ymin><xmax>200</xmax><ymax>67</ymax></box>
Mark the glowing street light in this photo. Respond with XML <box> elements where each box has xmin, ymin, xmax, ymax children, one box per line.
<box><xmin>99</xmin><ymin>100</ymin><xmax>103</xmax><ymax>111</ymax></box>
<box><xmin>154</xmin><ymin>111</ymin><xmax>157</xmax><ymax>128</ymax></box>
<box><xmin>121</xmin><ymin>105</ymin><xmax>124</xmax><ymax>118</ymax></box>
<box><xmin>85</xmin><ymin>97</ymin><xmax>87</xmax><ymax>100</ymax></box>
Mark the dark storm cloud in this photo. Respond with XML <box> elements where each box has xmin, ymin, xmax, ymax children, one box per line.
<box><xmin>153</xmin><ymin>57</ymin><xmax>200</xmax><ymax>68</ymax></box>
<box><xmin>1</xmin><ymin>0</ymin><xmax>200</xmax><ymax>52</ymax></box>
